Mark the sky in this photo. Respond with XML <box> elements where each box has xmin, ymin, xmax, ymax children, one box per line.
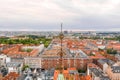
<box><xmin>0</xmin><ymin>0</ymin><xmax>120</xmax><ymax>31</ymax></box>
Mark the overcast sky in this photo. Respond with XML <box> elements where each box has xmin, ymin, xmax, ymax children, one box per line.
<box><xmin>0</xmin><ymin>0</ymin><xmax>120</xmax><ymax>31</ymax></box>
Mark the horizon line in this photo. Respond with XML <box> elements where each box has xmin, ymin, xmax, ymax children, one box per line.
<box><xmin>0</xmin><ymin>30</ymin><xmax>120</xmax><ymax>32</ymax></box>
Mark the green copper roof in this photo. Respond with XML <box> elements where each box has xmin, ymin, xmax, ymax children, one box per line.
<box><xmin>57</xmin><ymin>74</ymin><xmax>65</xmax><ymax>80</ymax></box>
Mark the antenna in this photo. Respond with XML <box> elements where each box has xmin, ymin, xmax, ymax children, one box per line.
<box><xmin>61</xmin><ymin>23</ymin><xmax>62</xmax><ymax>33</ymax></box>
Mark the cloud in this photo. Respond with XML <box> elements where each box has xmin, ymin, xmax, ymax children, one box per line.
<box><xmin>0</xmin><ymin>0</ymin><xmax>120</xmax><ymax>31</ymax></box>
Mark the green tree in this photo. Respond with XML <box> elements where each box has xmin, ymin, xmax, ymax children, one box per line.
<box><xmin>107</xmin><ymin>48</ymin><xmax>117</xmax><ymax>55</ymax></box>
<box><xmin>22</xmin><ymin>65</ymin><xmax>29</xmax><ymax>71</ymax></box>
<box><xmin>78</xmin><ymin>69</ymin><xmax>86</xmax><ymax>73</ymax></box>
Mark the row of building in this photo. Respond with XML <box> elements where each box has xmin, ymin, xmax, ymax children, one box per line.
<box><xmin>1</xmin><ymin>38</ymin><xmax>120</xmax><ymax>80</ymax></box>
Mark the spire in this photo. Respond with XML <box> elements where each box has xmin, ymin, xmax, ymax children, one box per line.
<box><xmin>61</xmin><ymin>23</ymin><xmax>62</xmax><ymax>33</ymax></box>
<box><xmin>59</xmin><ymin>23</ymin><xmax>64</xmax><ymax>40</ymax></box>
<box><xmin>58</xmin><ymin>23</ymin><xmax>64</xmax><ymax>73</ymax></box>
<box><xmin>57</xmin><ymin>23</ymin><xmax>65</xmax><ymax>80</ymax></box>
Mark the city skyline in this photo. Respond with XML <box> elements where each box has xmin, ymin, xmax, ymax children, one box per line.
<box><xmin>0</xmin><ymin>0</ymin><xmax>120</xmax><ymax>31</ymax></box>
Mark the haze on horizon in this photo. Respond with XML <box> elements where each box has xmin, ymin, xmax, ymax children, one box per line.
<box><xmin>0</xmin><ymin>0</ymin><xmax>120</xmax><ymax>31</ymax></box>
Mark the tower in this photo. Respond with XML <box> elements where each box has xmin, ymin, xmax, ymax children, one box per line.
<box><xmin>57</xmin><ymin>23</ymin><xmax>65</xmax><ymax>80</ymax></box>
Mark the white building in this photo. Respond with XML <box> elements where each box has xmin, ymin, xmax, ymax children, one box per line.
<box><xmin>24</xmin><ymin>57</ymin><xmax>41</xmax><ymax>68</ymax></box>
<box><xmin>0</xmin><ymin>54</ymin><xmax>10</xmax><ymax>66</ymax></box>
<box><xmin>6</xmin><ymin>62</ymin><xmax>23</xmax><ymax>74</ymax></box>
<box><xmin>22</xmin><ymin>44</ymin><xmax>44</xmax><ymax>53</ymax></box>
<box><xmin>97</xmin><ymin>59</ymin><xmax>108</xmax><ymax>73</ymax></box>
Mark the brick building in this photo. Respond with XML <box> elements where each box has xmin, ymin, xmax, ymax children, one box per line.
<box><xmin>41</xmin><ymin>57</ymin><xmax>92</xmax><ymax>70</ymax></box>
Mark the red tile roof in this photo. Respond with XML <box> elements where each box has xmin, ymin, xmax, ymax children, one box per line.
<box><xmin>2</xmin><ymin>72</ymin><xmax>19</xmax><ymax>80</ymax></box>
<box><xmin>2</xmin><ymin>45</ymin><xmax>39</xmax><ymax>57</ymax></box>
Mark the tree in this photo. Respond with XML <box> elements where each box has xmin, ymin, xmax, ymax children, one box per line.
<box><xmin>22</xmin><ymin>65</ymin><xmax>29</xmax><ymax>71</ymax></box>
<box><xmin>112</xmin><ymin>50</ymin><xmax>117</xmax><ymax>54</ymax></box>
<box><xmin>107</xmin><ymin>48</ymin><xmax>112</xmax><ymax>54</ymax></box>
<box><xmin>78</xmin><ymin>69</ymin><xmax>85</xmax><ymax>73</ymax></box>
<box><xmin>107</xmin><ymin>48</ymin><xmax>117</xmax><ymax>55</ymax></box>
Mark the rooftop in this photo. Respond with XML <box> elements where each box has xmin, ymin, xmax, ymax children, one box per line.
<box><xmin>112</xmin><ymin>66</ymin><xmax>120</xmax><ymax>73</ymax></box>
<box><xmin>2</xmin><ymin>72</ymin><xmax>19</xmax><ymax>80</ymax></box>
<box><xmin>90</xmin><ymin>68</ymin><xmax>110</xmax><ymax>80</ymax></box>
<box><xmin>98</xmin><ymin>59</ymin><xmax>115</xmax><ymax>66</ymax></box>
<box><xmin>6</xmin><ymin>62</ymin><xmax>22</xmax><ymax>67</ymax></box>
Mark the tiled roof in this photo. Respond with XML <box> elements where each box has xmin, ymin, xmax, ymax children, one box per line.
<box><xmin>2</xmin><ymin>45</ymin><xmax>39</xmax><ymax>57</ymax></box>
<box><xmin>2</xmin><ymin>72</ymin><xmax>19</xmax><ymax>80</ymax></box>
<box><xmin>54</xmin><ymin>68</ymin><xmax>79</xmax><ymax>80</ymax></box>
<box><xmin>6</xmin><ymin>62</ymin><xmax>21</xmax><ymax>67</ymax></box>
<box><xmin>112</xmin><ymin>66</ymin><xmax>120</xmax><ymax>73</ymax></box>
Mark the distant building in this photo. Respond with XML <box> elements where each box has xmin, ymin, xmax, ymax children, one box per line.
<box><xmin>64</xmin><ymin>31</ymin><xmax>68</xmax><ymax>34</ymax></box>
<box><xmin>9</xmin><ymin>36</ymin><xmax>29</xmax><ymax>40</ymax></box>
